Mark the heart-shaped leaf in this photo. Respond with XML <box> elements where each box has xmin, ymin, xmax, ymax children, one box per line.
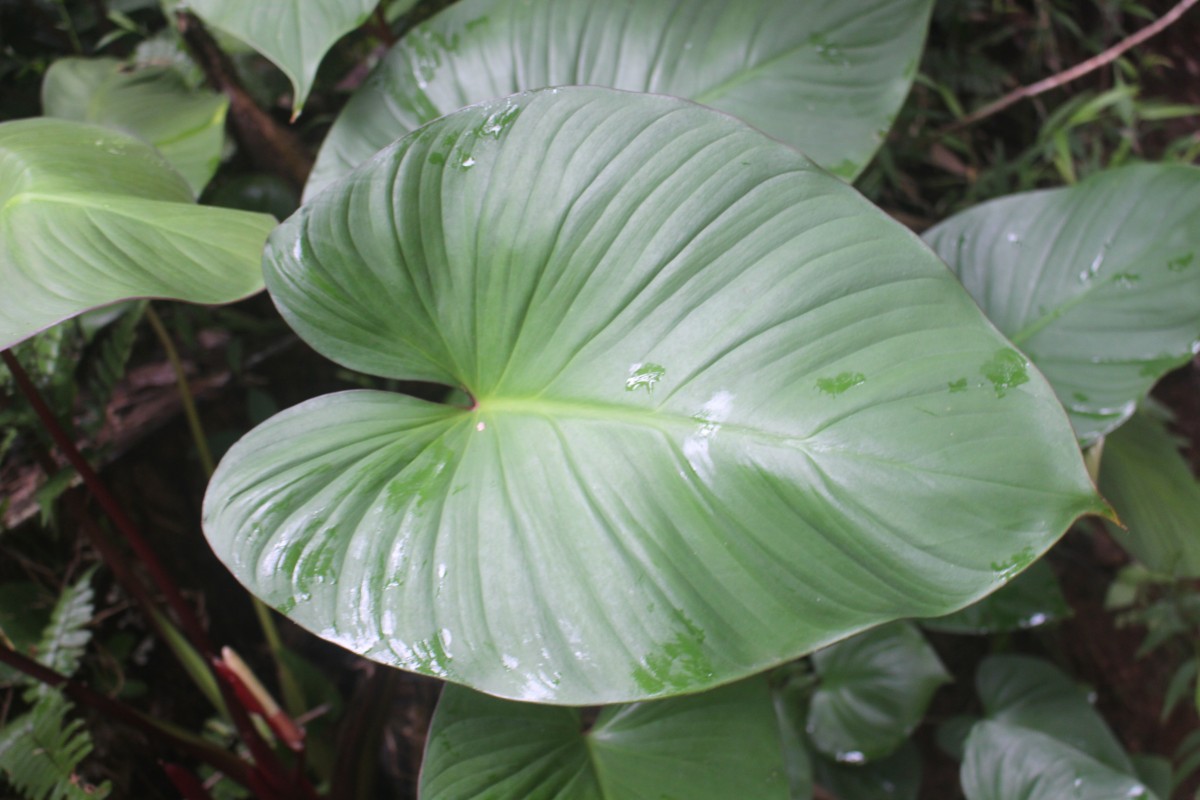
<box><xmin>203</xmin><ymin>87</ymin><xmax>1102</xmax><ymax>703</ymax></box>
<box><xmin>304</xmin><ymin>0</ymin><xmax>934</xmax><ymax>198</ymax></box>
<box><xmin>0</xmin><ymin>118</ymin><xmax>276</xmax><ymax>351</ymax></box>
<box><xmin>923</xmin><ymin>164</ymin><xmax>1200</xmax><ymax>446</ymax></box>
<box><xmin>1099</xmin><ymin>406</ymin><xmax>1200</xmax><ymax>577</ymax></box>
<box><xmin>976</xmin><ymin>655</ymin><xmax>1131</xmax><ymax>773</ymax></box>
<box><xmin>962</xmin><ymin>721</ymin><xmax>1157</xmax><ymax>800</ymax></box>
<box><xmin>419</xmin><ymin>678</ymin><xmax>787</xmax><ymax>800</ymax></box>
<box><xmin>187</xmin><ymin>0</ymin><xmax>378</xmax><ymax>116</ymax></box>
<box><xmin>920</xmin><ymin>560</ymin><xmax>1069</xmax><ymax>634</ymax></box>
<box><xmin>42</xmin><ymin>57</ymin><xmax>228</xmax><ymax>195</ymax></box>
<box><xmin>807</xmin><ymin>622</ymin><xmax>949</xmax><ymax>763</ymax></box>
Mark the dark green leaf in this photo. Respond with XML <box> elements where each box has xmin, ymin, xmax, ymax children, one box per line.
<box><xmin>1099</xmin><ymin>407</ymin><xmax>1200</xmax><ymax>576</ymax></box>
<box><xmin>419</xmin><ymin>678</ymin><xmax>787</xmax><ymax>800</ymax></box>
<box><xmin>976</xmin><ymin>655</ymin><xmax>1130</xmax><ymax>773</ymax></box>
<box><xmin>807</xmin><ymin>622</ymin><xmax>948</xmax><ymax>762</ymax></box>
<box><xmin>961</xmin><ymin>721</ymin><xmax>1156</xmax><ymax>800</ymax></box>
<box><xmin>921</xmin><ymin>560</ymin><xmax>1070</xmax><ymax>634</ymax></box>
<box><xmin>813</xmin><ymin>739</ymin><xmax>922</xmax><ymax>800</ymax></box>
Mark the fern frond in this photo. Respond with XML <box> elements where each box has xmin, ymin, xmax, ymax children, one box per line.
<box><xmin>28</xmin><ymin>568</ymin><xmax>97</xmax><ymax>694</ymax></box>
<box><xmin>0</xmin><ymin>692</ymin><xmax>111</xmax><ymax>800</ymax></box>
<box><xmin>82</xmin><ymin>301</ymin><xmax>145</xmax><ymax>426</ymax></box>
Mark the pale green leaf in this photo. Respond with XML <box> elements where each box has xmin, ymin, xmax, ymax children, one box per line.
<box><xmin>204</xmin><ymin>88</ymin><xmax>1102</xmax><ymax>704</ymax></box>
<box><xmin>419</xmin><ymin>678</ymin><xmax>787</xmax><ymax>800</ymax></box>
<box><xmin>0</xmin><ymin>118</ymin><xmax>276</xmax><ymax>351</ymax></box>
<box><xmin>187</xmin><ymin>0</ymin><xmax>379</xmax><ymax>115</ymax></box>
<box><xmin>305</xmin><ymin>0</ymin><xmax>933</xmax><ymax>198</ymax></box>
<box><xmin>924</xmin><ymin>164</ymin><xmax>1200</xmax><ymax>446</ymax></box>
<box><xmin>42</xmin><ymin>56</ymin><xmax>228</xmax><ymax>195</ymax></box>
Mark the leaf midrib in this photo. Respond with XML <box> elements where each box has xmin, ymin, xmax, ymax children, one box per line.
<box><xmin>474</xmin><ymin>394</ymin><xmax>812</xmax><ymax>449</ymax></box>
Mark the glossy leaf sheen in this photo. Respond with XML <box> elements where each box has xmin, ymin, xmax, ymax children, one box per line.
<box><xmin>924</xmin><ymin>164</ymin><xmax>1200</xmax><ymax>446</ymax></box>
<box><xmin>0</xmin><ymin>119</ymin><xmax>275</xmax><ymax>351</ymax></box>
<box><xmin>304</xmin><ymin>0</ymin><xmax>933</xmax><ymax>197</ymax></box>
<box><xmin>962</xmin><ymin>722</ymin><xmax>1156</xmax><ymax>800</ymax></box>
<box><xmin>807</xmin><ymin>622</ymin><xmax>949</xmax><ymax>762</ymax></box>
<box><xmin>204</xmin><ymin>88</ymin><xmax>1101</xmax><ymax>703</ymax></box>
<box><xmin>42</xmin><ymin>57</ymin><xmax>228</xmax><ymax>195</ymax></box>
<box><xmin>187</xmin><ymin>0</ymin><xmax>378</xmax><ymax>115</ymax></box>
<box><xmin>976</xmin><ymin>655</ymin><xmax>1131</xmax><ymax>773</ymax></box>
<box><xmin>419</xmin><ymin>678</ymin><xmax>786</xmax><ymax>800</ymax></box>
<box><xmin>1099</xmin><ymin>407</ymin><xmax>1200</xmax><ymax>577</ymax></box>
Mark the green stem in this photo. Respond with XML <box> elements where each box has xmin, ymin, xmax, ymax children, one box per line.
<box><xmin>145</xmin><ymin>305</ymin><xmax>305</xmax><ymax>720</ymax></box>
<box><xmin>145</xmin><ymin>304</ymin><xmax>215</xmax><ymax>477</ymax></box>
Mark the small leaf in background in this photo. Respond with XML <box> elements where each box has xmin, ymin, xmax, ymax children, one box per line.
<box><xmin>813</xmin><ymin>739</ymin><xmax>922</xmax><ymax>800</ymax></box>
<box><xmin>305</xmin><ymin>0</ymin><xmax>935</xmax><ymax>197</ymax></box>
<box><xmin>975</xmin><ymin>654</ymin><xmax>1132</xmax><ymax>773</ymax></box>
<box><xmin>1099</xmin><ymin>405</ymin><xmax>1200</xmax><ymax>577</ymax></box>
<box><xmin>204</xmin><ymin>87</ymin><xmax>1102</xmax><ymax>703</ymax></box>
<box><xmin>0</xmin><ymin>118</ymin><xmax>276</xmax><ymax>351</ymax></box>
<box><xmin>807</xmin><ymin>622</ymin><xmax>949</xmax><ymax>763</ymax></box>
<box><xmin>924</xmin><ymin>163</ymin><xmax>1200</xmax><ymax>446</ymax></box>
<box><xmin>419</xmin><ymin>678</ymin><xmax>787</xmax><ymax>800</ymax></box>
<box><xmin>186</xmin><ymin>0</ymin><xmax>380</xmax><ymax>117</ymax></box>
<box><xmin>962</xmin><ymin>721</ymin><xmax>1157</xmax><ymax>800</ymax></box>
<box><xmin>207</xmin><ymin>174</ymin><xmax>299</xmax><ymax>219</ymax></box>
<box><xmin>920</xmin><ymin>560</ymin><xmax>1070</xmax><ymax>634</ymax></box>
<box><xmin>42</xmin><ymin>56</ymin><xmax>229</xmax><ymax>195</ymax></box>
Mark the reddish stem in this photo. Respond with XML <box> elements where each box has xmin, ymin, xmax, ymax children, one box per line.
<box><xmin>0</xmin><ymin>644</ymin><xmax>252</xmax><ymax>784</ymax></box>
<box><xmin>162</xmin><ymin>763</ymin><xmax>217</xmax><ymax>800</ymax></box>
<box><xmin>1</xmin><ymin>349</ymin><xmax>213</xmax><ymax>656</ymax></box>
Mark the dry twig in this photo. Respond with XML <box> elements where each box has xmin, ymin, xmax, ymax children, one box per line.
<box><xmin>948</xmin><ymin>0</ymin><xmax>1199</xmax><ymax>130</ymax></box>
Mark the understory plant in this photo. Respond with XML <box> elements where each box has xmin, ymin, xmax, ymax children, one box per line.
<box><xmin>1</xmin><ymin>0</ymin><xmax>1199</xmax><ymax>797</ymax></box>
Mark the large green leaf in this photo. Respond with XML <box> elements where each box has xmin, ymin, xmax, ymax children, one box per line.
<box><xmin>961</xmin><ymin>721</ymin><xmax>1157</xmax><ymax>800</ymax></box>
<box><xmin>0</xmin><ymin>118</ymin><xmax>275</xmax><ymax>351</ymax></box>
<box><xmin>42</xmin><ymin>57</ymin><xmax>228</xmax><ymax>195</ymax></box>
<box><xmin>1099</xmin><ymin>406</ymin><xmax>1200</xmax><ymax>577</ymax></box>
<box><xmin>187</xmin><ymin>0</ymin><xmax>378</xmax><ymax>116</ymax></box>
<box><xmin>923</xmin><ymin>164</ymin><xmax>1200</xmax><ymax>446</ymax></box>
<box><xmin>418</xmin><ymin>678</ymin><xmax>787</xmax><ymax>800</ymax></box>
<box><xmin>304</xmin><ymin>0</ymin><xmax>933</xmax><ymax>198</ymax></box>
<box><xmin>807</xmin><ymin>622</ymin><xmax>948</xmax><ymax>763</ymax></box>
<box><xmin>203</xmin><ymin>88</ymin><xmax>1103</xmax><ymax>703</ymax></box>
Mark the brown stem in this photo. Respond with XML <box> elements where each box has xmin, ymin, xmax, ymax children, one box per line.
<box><xmin>372</xmin><ymin>6</ymin><xmax>396</xmax><ymax>46</ymax></box>
<box><xmin>175</xmin><ymin>11</ymin><xmax>313</xmax><ymax>190</ymax></box>
<box><xmin>948</xmin><ymin>0</ymin><xmax>1200</xmax><ymax>130</ymax></box>
<box><xmin>0</xmin><ymin>644</ymin><xmax>252</xmax><ymax>785</ymax></box>
<box><xmin>1</xmin><ymin>349</ymin><xmax>213</xmax><ymax>657</ymax></box>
